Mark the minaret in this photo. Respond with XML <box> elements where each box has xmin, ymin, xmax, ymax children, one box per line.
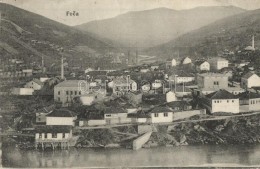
<box><xmin>252</xmin><ymin>35</ymin><xmax>255</xmax><ymax>49</ymax></box>
<box><xmin>61</xmin><ymin>55</ymin><xmax>64</xmax><ymax>80</ymax></box>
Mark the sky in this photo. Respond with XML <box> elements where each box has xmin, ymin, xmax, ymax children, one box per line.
<box><xmin>2</xmin><ymin>0</ymin><xmax>260</xmax><ymax>26</ymax></box>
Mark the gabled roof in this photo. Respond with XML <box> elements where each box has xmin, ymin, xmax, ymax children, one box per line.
<box><xmin>237</xmin><ymin>91</ymin><xmax>260</xmax><ymax>99</ymax></box>
<box><xmin>149</xmin><ymin>106</ymin><xmax>172</xmax><ymax>113</ymax></box>
<box><xmin>242</xmin><ymin>72</ymin><xmax>257</xmax><ymax>79</ymax></box>
<box><xmin>35</xmin><ymin>125</ymin><xmax>72</xmax><ymax>133</ymax></box>
<box><xmin>195</xmin><ymin>60</ymin><xmax>208</xmax><ymax>66</ymax></box>
<box><xmin>205</xmin><ymin>89</ymin><xmax>237</xmax><ymax>100</ymax></box>
<box><xmin>29</xmin><ymin>79</ymin><xmax>44</xmax><ymax>86</ymax></box>
<box><xmin>166</xmin><ymin>100</ymin><xmax>191</xmax><ymax>109</ymax></box>
<box><xmin>104</xmin><ymin>107</ymin><xmax>127</xmax><ymax>114</ymax></box>
<box><xmin>46</xmin><ymin>109</ymin><xmax>77</xmax><ymax>117</ymax></box>
<box><xmin>55</xmin><ymin>80</ymin><xmax>82</xmax><ymax>87</ymax></box>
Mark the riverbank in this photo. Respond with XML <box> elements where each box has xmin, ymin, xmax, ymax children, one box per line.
<box><xmin>74</xmin><ymin>113</ymin><xmax>260</xmax><ymax>149</ymax></box>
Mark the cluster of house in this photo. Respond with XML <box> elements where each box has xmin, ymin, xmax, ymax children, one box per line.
<box><xmin>166</xmin><ymin>56</ymin><xmax>229</xmax><ymax>72</ymax></box>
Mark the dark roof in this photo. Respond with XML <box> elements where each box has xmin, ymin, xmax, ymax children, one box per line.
<box><xmin>46</xmin><ymin>109</ymin><xmax>77</xmax><ymax>117</ymax></box>
<box><xmin>237</xmin><ymin>91</ymin><xmax>260</xmax><ymax>99</ymax></box>
<box><xmin>104</xmin><ymin>107</ymin><xmax>127</xmax><ymax>114</ymax></box>
<box><xmin>242</xmin><ymin>72</ymin><xmax>256</xmax><ymax>79</ymax></box>
<box><xmin>205</xmin><ymin>89</ymin><xmax>237</xmax><ymax>100</ymax></box>
<box><xmin>166</xmin><ymin>100</ymin><xmax>191</xmax><ymax>109</ymax></box>
<box><xmin>149</xmin><ymin>106</ymin><xmax>172</xmax><ymax>113</ymax></box>
<box><xmin>128</xmin><ymin>111</ymin><xmax>150</xmax><ymax>118</ymax></box>
<box><xmin>194</xmin><ymin>60</ymin><xmax>207</xmax><ymax>66</ymax></box>
<box><xmin>35</xmin><ymin>125</ymin><xmax>72</xmax><ymax>133</ymax></box>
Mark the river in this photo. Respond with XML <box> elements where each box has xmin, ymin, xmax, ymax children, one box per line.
<box><xmin>2</xmin><ymin>144</ymin><xmax>260</xmax><ymax>168</ymax></box>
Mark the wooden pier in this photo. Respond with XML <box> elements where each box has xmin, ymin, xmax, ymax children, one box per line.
<box><xmin>35</xmin><ymin>139</ymin><xmax>70</xmax><ymax>150</ymax></box>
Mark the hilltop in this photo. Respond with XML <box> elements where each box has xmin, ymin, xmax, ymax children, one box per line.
<box><xmin>0</xmin><ymin>3</ymin><xmax>116</xmax><ymax>68</ymax></box>
<box><xmin>76</xmin><ymin>6</ymin><xmax>245</xmax><ymax>48</ymax></box>
<box><xmin>145</xmin><ymin>8</ymin><xmax>260</xmax><ymax>59</ymax></box>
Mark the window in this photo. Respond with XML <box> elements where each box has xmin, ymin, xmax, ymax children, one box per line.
<box><xmin>66</xmin><ymin>91</ymin><xmax>69</xmax><ymax>95</ymax></box>
<box><xmin>75</xmin><ymin>91</ymin><xmax>77</xmax><ymax>95</ymax></box>
<box><xmin>214</xmin><ymin>81</ymin><xmax>219</xmax><ymax>85</ymax></box>
<box><xmin>106</xmin><ymin>114</ymin><xmax>111</xmax><ymax>117</ymax></box>
<box><xmin>62</xmin><ymin>133</ymin><xmax>66</xmax><ymax>138</ymax></box>
<box><xmin>58</xmin><ymin>91</ymin><xmax>60</xmax><ymax>95</ymax></box>
<box><xmin>38</xmin><ymin>118</ymin><xmax>41</xmax><ymax>121</ymax></box>
<box><xmin>154</xmin><ymin>113</ymin><xmax>159</xmax><ymax>117</ymax></box>
<box><xmin>164</xmin><ymin>113</ymin><xmax>168</xmax><ymax>117</ymax></box>
<box><xmin>70</xmin><ymin>91</ymin><xmax>73</xmax><ymax>95</ymax></box>
<box><xmin>227</xmin><ymin>100</ymin><xmax>229</xmax><ymax>103</ymax></box>
<box><xmin>45</xmin><ymin>133</ymin><xmax>47</xmax><ymax>139</ymax></box>
<box><xmin>79</xmin><ymin>91</ymin><xmax>81</xmax><ymax>95</ymax></box>
<box><xmin>232</xmin><ymin>100</ymin><xmax>234</xmax><ymax>103</ymax></box>
<box><xmin>52</xmin><ymin>133</ymin><xmax>57</xmax><ymax>138</ymax></box>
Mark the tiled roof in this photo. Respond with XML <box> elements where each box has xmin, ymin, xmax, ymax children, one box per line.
<box><xmin>46</xmin><ymin>109</ymin><xmax>77</xmax><ymax>117</ymax></box>
<box><xmin>237</xmin><ymin>91</ymin><xmax>260</xmax><ymax>99</ymax></box>
<box><xmin>55</xmin><ymin>80</ymin><xmax>82</xmax><ymax>87</ymax></box>
<box><xmin>104</xmin><ymin>107</ymin><xmax>127</xmax><ymax>114</ymax></box>
<box><xmin>205</xmin><ymin>89</ymin><xmax>237</xmax><ymax>100</ymax></box>
<box><xmin>149</xmin><ymin>106</ymin><xmax>172</xmax><ymax>113</ymax></box>
<box><xmin>166</xmin><ymin>100</ymin><xmax>191</xmax><ymax>109</ymax></box>
<box><xmin>242</xmin><ymin>72</ymin><xmax>256</xmax><ymax>79</ymax></box>
<box><xmin>195</xmin><ymin>60</ymin><xmax>208</xmax><ymax>66</ymax></box>
<box><xmin>35</xmin><ymin>125</ymin><xmax>72</xmax><ymax>133</ymax></box>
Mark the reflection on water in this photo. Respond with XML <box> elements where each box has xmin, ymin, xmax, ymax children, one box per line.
<box><xmin>2</xmin><ymin>144</ymin><xmax>260</xmax><ymax>167</ymax></box>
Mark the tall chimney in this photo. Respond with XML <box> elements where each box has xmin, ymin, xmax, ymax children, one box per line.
<box><xmin>61</xmin><ymin>55</ymin><xmax>64</xmax><ymax>80</ymax></box>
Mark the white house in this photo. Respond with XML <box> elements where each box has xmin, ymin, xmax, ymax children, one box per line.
<box><xmin>238</xmin><ymin>92</ymin><xmax>260</xmax><ymax>112</ymax></box>
<box><xmin>152</xmin><ymin>80</ymin><xmax>163</xmax><ymax>89</ymax></box>
<box><xmin>195</xmin><ymin>61</ymin><xmax>210</xmax><ymax>71</ymax></box>
<box><xmin>104</xmin><ymin>107</ymin><xmax>130</xmax><ymax>124</ymax></box>
<box><xmin>208</xmin><ymin>57</ymin><xmax>228</xmax><ymax>71</ymax></box>
<box><xmin>148</xmin><ymin>106</ymin><xmax>173</xmax><ymax>123</ymax></box>
<box><xmin>46</xmin><ymin>109</ymin><xmax>77</xmax><ymax>126</ymax></box>
<box><xmin>166</xmin><ymin>91</ymin><xmax>177</xmax><ymax>102</ymax></box>
<box><xmin>182</xmin><ymin>57</ymin><xmax>192</xmax><ymax>65</ymax></box>
<box><xmin>35</xmin><ymin>125</ymin><xmax>72</xmax><ymax>143</ymax></box>
<box><xmin>201</xmin><ymin>89</ymin><xmax>239</xmax><ymax>114</ymax></box>
<box><xmin>24</xmin><ymin>79</ymin><xmax>44</xmax><ymax>90</ymax></box>
<box><xmin>241</xmin><ymin>72</ymin><xmax>260</xmax><ymax>89</ymax></box>
<box><xmin>169</xmin><ymin>71</ymin><xmax>195</xmax><ymax>84</ymax></box>
<box><xmin>11</xmin><ymin>88</ymin><xmax>34</xmax><ymax>95</ymax></box>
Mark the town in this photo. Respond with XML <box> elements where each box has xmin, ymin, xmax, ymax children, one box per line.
<box><xmin>1</xmin><ymin>33</ymin><xmax>260</xmax><ymax>151</ymax></box>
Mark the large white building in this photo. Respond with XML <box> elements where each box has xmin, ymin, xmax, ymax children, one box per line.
<box><xmin>201</xmin><ymin>89</ymin><xmax>239</xmax><ymax>114</ymax></box>
<box><xmin>197</xmin><ymin>73</ymin><xmax>229</xmax><ymax>89</ymax></box>
<box><xmin>182</xmin><ymin>57</ymin><xmax>192</xmax><ymax>65</ymax></box>
<box><xmin>208</xmin><ymin>57</ymin><xmax>228</xmax><ymax>71</ymax></box>
<box><xmin>241</xmin><ymin>72</ymin><xmax>260</xmax><ymax>89</ymax></box>
<box><xmin>238</xmin><ymin>92</ymin><xmax>260</xmax><ymax>112</ymax></box>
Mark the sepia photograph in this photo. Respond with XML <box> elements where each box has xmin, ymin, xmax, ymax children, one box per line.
<box><xmin>1</xmin><ymin>0</ymin><xmax>260</xmax><ymax>168</ymax></box>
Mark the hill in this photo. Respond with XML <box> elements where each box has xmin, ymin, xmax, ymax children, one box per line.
<box><xmin>76</xmin><ymin>6</ymin><xmax>245</xmax><ymax>48</ymax></box>
<box><xmin>0</xmin><ymin>3</ymin><xmax>116</xmax><ymax>69</ymax></box>
<box><xmin>145</xmin><ymin>8</ymin><xmax>260</xmax><ymax>59</ymax></box>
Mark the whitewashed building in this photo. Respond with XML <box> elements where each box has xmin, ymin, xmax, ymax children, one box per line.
<box><xmin>195</xmin><ymin>61</ymin><xmax>210</xmax><ymax>71</ymax></box>
<box><xmin>238</xmin><ymin>92</ymin><xmax>260</xmax><ymax>112</ymax></box>
<box><xmin>24</xmin><ymin>79</ymin><xmax>44</xmax><ymax>90</ymax></box>
<box><xmin>149</xmin><ymin>106</ymin><xmax>173</xmax><ymax>123</ymax></box>
<box><xmin>201</xmin><ymin>89</ymin><xmax>239</xmax><ymax>114</ymax></box>
<box><xmin>182</xmin><ymin>57</ymin><xmax>192</xmax><ymax>65</ymax></box>
<box><xmin>208</xmin><ymin>57</ymin><xmax>228</xmax><ymax>71</ymax></box>
<box><xmin>46</xmin><ymin>109</ymin><xmax>77</xmax><ymax>126</ymax></box>
<box><xmin>241</xmin><ymin>72</ymin><xmax>260</xmax><ymax>89</ymax></box>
